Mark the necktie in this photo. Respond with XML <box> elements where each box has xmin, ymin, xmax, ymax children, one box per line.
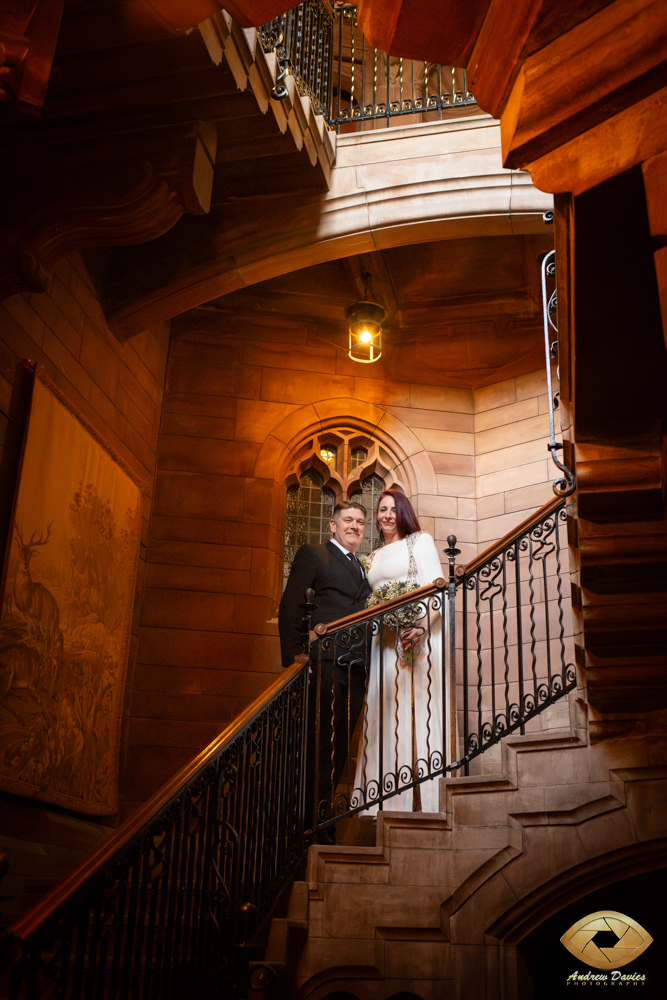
<box><xmin>347</xmin><ymin>551</ymin><xmax>362</xmax><ymax>583</ymax></box>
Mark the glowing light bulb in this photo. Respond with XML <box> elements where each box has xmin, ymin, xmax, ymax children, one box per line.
<box><xmin>359</xmin><ymin>329</ymin><xmax>372</xmax><ymax>343</ymax></box>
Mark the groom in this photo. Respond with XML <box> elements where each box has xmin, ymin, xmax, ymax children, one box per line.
<box><xmin>279</xmin><ymin>501</ymin><xmax>371</xmax><ymax>838</ymax></box>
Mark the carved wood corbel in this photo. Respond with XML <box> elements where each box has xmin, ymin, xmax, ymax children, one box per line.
<box><xmin>0</xmin><ymin>124</ymin><xmax>217</xmax><ymax>301</ymax></box>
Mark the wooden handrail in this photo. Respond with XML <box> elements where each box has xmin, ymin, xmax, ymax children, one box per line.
<box><xmin>10</xmin><ymin>657</ymin><xmax>308</xmax><ymax>945</ymax></box>
<box><xmin>312</xmin><ymin>498</ymin><xmax>564</xmax><ymax>637</ymax></box>
<box><xmin>314</xmin><ymin>497</ymin><xmax>565</xmax><ymax>638</ymax></box>
<box><xmin>459</xmin><ymin>495</ymin><xmax>564</xmax><ymax>579</ymax></box>
<box><xmin>8</xmin><ymin>497</ymin><xmax>566</xmax><ymax>949</ymax></box>
<box><xmin>314</xmin><ymin>578</ymin><xmax>446</xmax><ymax>636</ymax></box>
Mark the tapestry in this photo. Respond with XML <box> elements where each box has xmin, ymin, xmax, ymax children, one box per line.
<box><xmin>0</xmin><ymin>367</ymin><xmax>144</xmax><ymax>814</ymax></box>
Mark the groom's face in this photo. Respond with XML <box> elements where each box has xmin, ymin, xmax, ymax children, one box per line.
<box><xmin>330</xmin><ymin>508</ymin><xmax>366</xmax><ymax>553</ymax></box>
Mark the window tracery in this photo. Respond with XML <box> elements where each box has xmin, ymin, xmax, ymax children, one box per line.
<box><xmin>349</xmin><ymin>474</ymin><xmax>385</xmax><ymax>555</ymax></box>
<box><xmin>282</xmin><ymin>428</ymin><xmax>409</xmax><ymax>585</ymax></box>
<box><xmin>284</xmin><ymin>470</ymin><xmax>335</xmax><ymax>586</ymax></box>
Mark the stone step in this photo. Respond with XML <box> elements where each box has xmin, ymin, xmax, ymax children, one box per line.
<box><xmin>254</xmin><ymin>710</ymin><xmax>667</xmax><ymax>995</ymax></box>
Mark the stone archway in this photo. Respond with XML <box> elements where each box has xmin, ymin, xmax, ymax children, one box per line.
<box><xmin>254</xmin><ymin>397</ymin><xmax>436</xmax><ymax>605</ymax></box>
<box><xmin>253</xmin><ymin>397</ymin><xmax>436</xmax><ymax>497</ymax></box>
<box><xmin>513</xmin><ymin>862</ymin><xmax>667</xmax><ymax>998</ymax></box>
<box><xmin>440</xmin><ymin>767</ymin><xmax>667</xmax><ymax>999</ymax></box>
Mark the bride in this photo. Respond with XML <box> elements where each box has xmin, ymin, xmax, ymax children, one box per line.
<box><xmin>353</xmin><ymin>490</ymin><xmax>446</xmax><ymax>813</ymax></box>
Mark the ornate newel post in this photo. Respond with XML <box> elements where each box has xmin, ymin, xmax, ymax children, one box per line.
<box><xmin>444</xmin><ymin>535</ymin><xmax>460</xmax><ymax>772</ymax></box>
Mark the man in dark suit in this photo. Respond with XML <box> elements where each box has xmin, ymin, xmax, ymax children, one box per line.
<box><xmin>279</xmin><ymin>501</ymin><xmax>371</xmax><ymax>840</ymax></box>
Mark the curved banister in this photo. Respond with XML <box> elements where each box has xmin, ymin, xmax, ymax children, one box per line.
<box><xmin>9</xmin><ymin>657</ymin><xmax>308</xmax><ymax>948</ymax></box>
<box><xmin>314</xmin><ymin>495</ymin><xmax>565</xmax><ymax>640</ymax></box>
<box><xmin>313</xmin><ymin>578</ymin><xmax>446</xmax><ymax>636</ymax></box>
<box><xmin>9</xmin><ymin>496</ymin><xmax>567</xmax><ymax>950</ymax></box>
<box><xmin>459</xmin><ymin>494</ymin><xmax>564</xmax><ymax>580</ymax></box>
<box><xmin>3</xmin><ymin>493</ymin><xmax>573</xmax><ymax>997</ymax></box>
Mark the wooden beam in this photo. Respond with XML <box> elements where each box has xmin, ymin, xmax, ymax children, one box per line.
<box><xmin>0</xmin><ymin>0</ymin><xmax>65</xmax><ymax>117</ymax></box>
<box><xmin>358</xmin><ymin>251</ymin><xmax>400</xmax><ymax>321</ymax></box>
<box><xmin>526</xmin><ymin>84</ymin><xmax>667</xmax><ymax>195</ymax></box>
<box><xmin>357</xmin><ymin>0</ymin><xmax>491</xmax><ymax>67</ymax></box>
<box><xmin>501</xmin><ymin>0</ymin><xmax>667</xmax><ymax>170</ymax></box>
<box><xmin>397</xmin><ymin>290</ymin><xmax>539</xmax><ymax>327</ymax></box>
<box><xmin>467</xmin><ymin>0</ymin><xmax>546</xmax><ymax>118</ymax></box>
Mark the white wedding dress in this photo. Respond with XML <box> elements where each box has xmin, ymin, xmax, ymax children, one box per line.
<box><xmin>353</xmin><ymin>531</ymin><xmax>449</xmax><ymax>814</ymax></box>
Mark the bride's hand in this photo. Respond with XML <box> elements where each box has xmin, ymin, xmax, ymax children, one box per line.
<box><xmin>399</xmin><ymin>627</ymin><xmax>421</xmax><ymax>648</ymax></box>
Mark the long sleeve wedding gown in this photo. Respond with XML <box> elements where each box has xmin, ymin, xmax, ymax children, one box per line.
<box><xmin>353</xmin><ymin>531</ymin><xmax>449</xmax><ymax>814</ymax></box>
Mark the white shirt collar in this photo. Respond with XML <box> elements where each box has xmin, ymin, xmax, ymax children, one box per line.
<box><xmin>330</xmin><ymin>537</ymin><xmax>356</xmax><ymax>558</ymax></box>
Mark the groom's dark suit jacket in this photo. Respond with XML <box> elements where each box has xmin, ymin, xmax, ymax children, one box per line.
<box><xmin>279</xmin><ymin>540</ymin><xmax>371</xmax><ymax>668</ymax></box>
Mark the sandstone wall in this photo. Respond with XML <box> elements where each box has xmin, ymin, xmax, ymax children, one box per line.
<box><xmin>127</xmin><ymin>309</ymin><xmax>562</xmax><ymax>811</ymax></box>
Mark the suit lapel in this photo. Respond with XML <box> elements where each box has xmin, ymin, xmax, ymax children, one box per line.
<box><xmin>327</xmin><ymin>540</ymin><xmax>361</xmax><ymax>587</ymax></box>
<box><xmin>355</xmin><ymin>573</ymin><xmax>370</xmax><ymax>602</ymax></box>
<box><xmin>327</xmin><ymin>541</ymin><xmax>370</xmax><ymax>602</ymax></box>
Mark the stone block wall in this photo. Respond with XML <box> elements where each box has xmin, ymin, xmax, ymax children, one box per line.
<box><xmin>0</xmin><ymin>256</ymin><xmax>169</xmax><ymax>919</ymax></box>
<box><xmin>127</xmin><ymin>310</ymin><xmax>564</xmax><ymax>811</ymax></box>
<box><xmin>474</xmin><ymin>371</ymin><xmax>559</xmax><ymax>546</ymax></box>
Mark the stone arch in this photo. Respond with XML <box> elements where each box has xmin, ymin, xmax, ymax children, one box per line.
<box><xmin>254</xmin><ymin>398</ymin><xmax>437</xmax><ymax>498</ymax></box>
<box><xmin>486</xmin><ymin>838</ymin><xmax>667</xmax><ymax>947</ymax></box>
<box><xmin>442</xmin><ymin>785</ymin><xmax>667</xmax><ymax>997</ymax></box>
<box><xmin>109</xmin><ymin>128</ymin><xmax>552</xmax><ymax>336</ymax></box>
<box><xmin>257</xmin><ymin>397</ymin><xmax>436</xmax><ymax>604</ymax></box>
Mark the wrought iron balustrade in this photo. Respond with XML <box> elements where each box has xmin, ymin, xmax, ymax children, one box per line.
<box><xmin>308</xmin><ymin>495</ymin><xmax>576</xmax><ymax>830</ymax></box>
<box><xmin>259</xmin><ymin>0</ymin><xmax>334</xmax><ymax>116</ymax></box>
<box><xmin>259</xmin><ymin>2</ymin><xmax>476</xmax><ymax>132</ymax></box>
<box><xmin>457</xmin><ymin>496</ymin><xmax>576</xmax><ymax>775</ymax></box>
<box><xmin>328</xmin><ymin>3</ymin><xmax>476</xmax><ymax>131</ymax></box>
<box><xmin>1</xmin><ymin>497</ymin><xmax>575</xmax><ymax>994</ymax></box>
<box><xmin>1</xmin><ymin>665</ymin><xmax>309</xmax><ymax>1000</ymax></box>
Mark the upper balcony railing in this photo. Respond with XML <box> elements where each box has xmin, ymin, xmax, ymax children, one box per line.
<box><xmin>260</xmin><ymin>1</ymin><xmax>477</xmax><ymax>133</ymax></box>
<box><xmin>0</xmin><ymin>495</ymin><xmax>575</xmax><ymax>998</ymax></box>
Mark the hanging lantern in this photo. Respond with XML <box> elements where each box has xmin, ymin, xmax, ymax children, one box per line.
<box><xmin>345</xmin><ymin>299</ymin><xmax>386</xmax><ymax>363</ymax></box>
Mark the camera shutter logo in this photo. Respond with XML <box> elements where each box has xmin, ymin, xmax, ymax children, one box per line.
<box><xmin>561</xmin><ymin>911</ymin><xmax>653</xmax><ymax>970</ymax></box>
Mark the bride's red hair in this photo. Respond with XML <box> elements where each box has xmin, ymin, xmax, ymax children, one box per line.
<box><xmin>376</xmin><ymin>489</ymin><xmax>421</xmax><ymax>541</ymax></box>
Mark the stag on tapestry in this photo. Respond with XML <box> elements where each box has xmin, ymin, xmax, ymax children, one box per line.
<box><xmin>0</xmin><ymin>369</ymin><xmax>143</xmax><ymax>814</ymax></box>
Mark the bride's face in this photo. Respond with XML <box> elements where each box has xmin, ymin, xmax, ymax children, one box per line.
<box><xmin>377</xmin><ymin>496</ymin><xmax>397</xmax><ymax>536</ymax></box>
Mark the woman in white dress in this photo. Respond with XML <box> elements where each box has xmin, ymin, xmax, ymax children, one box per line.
<box><xmin>353</xmin><ymin>491</ymin><xmax>447</xmax><ymax>814</ymax></box>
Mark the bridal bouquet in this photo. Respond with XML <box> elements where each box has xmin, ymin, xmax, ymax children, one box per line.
<box><xmin>366</xmin><ymin>581</ymin><xmax>421</xmax><ymax>628</ymax></box>
<box><xmin>366</xmin><ymin>581</ymin><xmax>424</xmax><ymax>665</ymax></box>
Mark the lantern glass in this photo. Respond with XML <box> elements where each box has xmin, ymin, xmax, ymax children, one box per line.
<box><xmin>345</xmin><ymin>300</ymin><xmax>386</xmax><ymax>364</ymax></box>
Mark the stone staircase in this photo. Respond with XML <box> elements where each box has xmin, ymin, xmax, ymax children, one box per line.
<box><xmin>248</xmin><ymin>688</ymin><xmax>667</xmax><ymax>999</ymax></box>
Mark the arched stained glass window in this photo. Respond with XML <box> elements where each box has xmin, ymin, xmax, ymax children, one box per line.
<box><xmin>283</xmin><ymin>470</ymin><xmax>335</xmax><ymax>587</ymax></box>
<box><xmin>320</xmin><ymin>445</ymin><xmax>337</xmax><ymax>468</ymax></box>
<box><xmin>350</xmin><ymin>473</ymin><xmax>385</xmax><ymax>555</ymax></box>
<box><xmin>349</xmin><ymin>447</ymin><xmax>367</xmax><ymax>470</ymax></box>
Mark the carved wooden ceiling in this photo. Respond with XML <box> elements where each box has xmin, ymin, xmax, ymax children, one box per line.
<box><xmin>194</xmin><ymin>233</ymin><xmax>554</xmax><ymax>388</ymax></box>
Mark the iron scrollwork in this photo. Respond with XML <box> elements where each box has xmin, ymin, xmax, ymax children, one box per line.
<box><xmin>4</xmin><ymin>666</ymin><xmax>309</xmax><ymax>999</ymax></box>
<box><xmin>4</xmin><ymin>489</ymin><xmax>578</xmax><ymax>992</ymax></box>
<box><xmin>541</xmin><ymin>249</ymin><xmax>576</xmax><ymax>497</ymax></box>
<box><xmin>461</xmin><ymin>500</ymin><xmax>576</xmax><ymax>770</ymax></box>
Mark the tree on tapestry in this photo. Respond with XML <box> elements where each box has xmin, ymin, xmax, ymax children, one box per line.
<box><xmin>0</xmin><ymin>367</ymin><xmax>143</xmax><ymax>815</ymax></box>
